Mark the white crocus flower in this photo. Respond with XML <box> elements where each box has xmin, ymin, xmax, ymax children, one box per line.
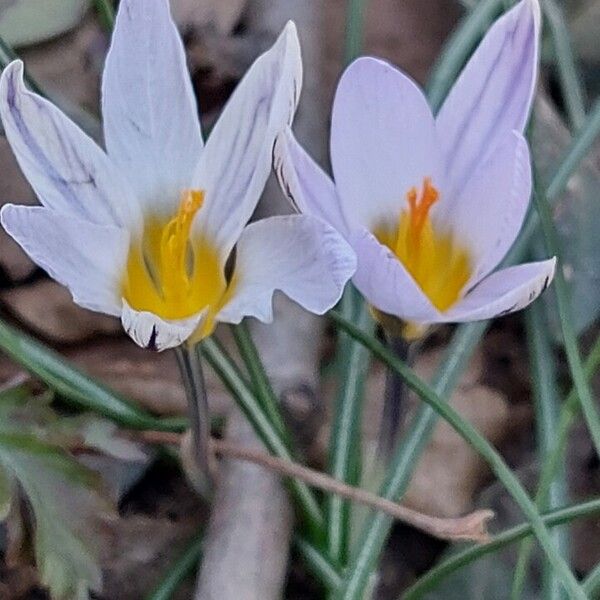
<box><xmin>0</xmin><ymin>0</ymin><xmax>356</xmax><ymax>351</ymax></box>
<box><xmin>275</xmin><ymin>0</ymin><xmax>555</xmax><ymax>332</ymax></box>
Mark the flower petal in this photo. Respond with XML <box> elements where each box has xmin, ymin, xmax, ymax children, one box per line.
<box><xmin>273</xmin><ymin>127</ymin><xmax>348</xmax><ymax>235</ymax></box>
<box><xmin>193</xmin><ymin>22</ymin><xmax>302</xmax><ymax>259</ymax></box>
<box><xmin>349</xmin><ymin>229</ymin><xmax>440</xmax><ymax>322</ymax></box>
<box><xmin>436</xmin><ymin>0</ymin><xmax>540</xmax><ymax>199</ymax></box>
<box><xmin>330</xmin><ymin>57</ymin><xmax>441</xmax><ymax>232</ymax></box>
<box><xmin>217</xmin><ymin>215</ymin><xmax>356</xmax><ymax>324</ymax></box>
<box><xmin>1</xmin><ymin>204</ymin><xmax>128</xmax><ymax>316</ymax></box>
<box><xmin>121</xmin><ymin>302</ymin><xmax>205</xmax><ymax>351</ymax></box>
<box><xmin>0</xmin><ymin>61</ymin><xmax>138</xmax><ymax>228</ymax></box>
<box><xmin>102</xmin><ymin>0</ymin><xmax>203</xmax><ymax>210</ymax></box>
<box><xmin>435</xmin><ymin>131</ymin><xmax>532</xmax><ymax>286</ymax></box>
<box><xmin>444</xmin><ymin>258</ymin><xmax>556</xmax><ymax>322</ymax></box>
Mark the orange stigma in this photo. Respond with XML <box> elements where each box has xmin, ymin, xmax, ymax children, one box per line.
<box><xmin>374</xmin><ymin>177</ymin><xmax>472</xmax><ymax>313</ymax></box>
<box><xmin>398</xmin><ymin>177</ymin><xmax>439</xmax><ymax>257</ymax></box>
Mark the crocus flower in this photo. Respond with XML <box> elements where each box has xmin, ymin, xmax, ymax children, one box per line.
<box><xmin>275</xmin><ymin>0</ymin><xmax>554</xmax><ymax>331</ymax></box>
<box><xmin>0</xmin><ymin>0</ymin><xmax>355</xmax><ymax>351</ymax></box>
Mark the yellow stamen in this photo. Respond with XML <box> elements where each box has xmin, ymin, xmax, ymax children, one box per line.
<box><xmin>122</xmin><ymin>189</ymin><xmax>233</xmax><ymax>338</ymax></box>
<box><xmin>375</xmin><ymin>178</ymin><xmax>472</xmax><ymax>312</ymax></box>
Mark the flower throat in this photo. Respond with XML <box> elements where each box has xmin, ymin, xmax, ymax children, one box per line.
<box><xmin>376</xmin><ymin>178</ymin><xmax>472</xmax><ymax>312</ymax></box>
<box><xmin>121</xmin><ymin>189</ymin><xmax>228</xmax><ymax>325</ymax></box>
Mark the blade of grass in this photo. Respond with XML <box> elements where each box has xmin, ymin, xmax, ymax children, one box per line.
<box><xmin>295</xmin><ymin>536</ymin><xmax>343</xmax><ymax>591</ymax></box>
<box><xmin>327</xmin><ymin>286</ymin><xmax>373</xmax><ymax>564</ymax></box>
<box><xmin>329</xmin><ymin>311</ymin><xmax>586</xmax><ymax>600</ymax></box>
<box><xmin>344</xmin><ymin>0</ymin><xmax>367</xmax><ymax>65</ymax></box>
<box><xmin>94</xmin><ymin>0</ymin><xmax>115</xmax><ymax>31</ymax></box>
<box><xmin>327</xmin><ymin>0</ymin><xmax>369</xmax><ymax>565</ymax></box>
<box><xmin>542</xmin><ymin>0</ymin><xmax>586</xmax><ymax>130</ymax></box>
<box><xmin>427</xmin><ymin>0</ymin><xmax>504</xmax><ymax>112</ymax></box>
<box><xmin>405</xmin><ymin>331</ymin><xmax>600</xmax><ymax>598</ymax></box>
<box><xmin>330</xmin><ymin>79</ymin><xmax>600</xmax><ymax>600</ymax></box>
<box><xmin>0</xmin><ymin>318</ymin><xmax>184</xmax><ymax>432</ymax></box>
<box><xmin>532</xmin><ymin>181</ymin><xmax>600</xmax><ymax>457</ymax></box>
<box><xmin>512</xmin><ymin>303</ymin><xmax>570</xmax><ymax>600</ymax></box>
<box><xmin>199</xmin><ymin>337</ymin><xmax>325</xmax><ymax>544</ymax></box>
<box><xmin>146</xmin><ymin>532</ymin><xmax>203</xmax><ymax>600</ymax></box>
<box><xmin>230</xmin><ymin>321</ymin><xmax>289</xmax><ymax>444</ymax></box>
<box><xmin>403</xmin><ymin>497</ymin><xmax>600</xmax><ymax>599</ymax></box>
<box><xmin>583</xmin><ymin>562</ymin><xmax>600</xmax><ymax>598</ymax></box>
<box><xmin>511</xmin><ymin>330</ymin><xmax>600</xmax><ymax>599</ymax></box>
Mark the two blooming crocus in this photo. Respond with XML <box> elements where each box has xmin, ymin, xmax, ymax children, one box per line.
<box><xmin>275</xmin><ymin>0</ymin><xmax>555</xmax><ymax>334</ymax></box>
<box><xmin>0</xmin><ymin>0</ymin><xmax>355</xmax><ymax>351</ymax></box>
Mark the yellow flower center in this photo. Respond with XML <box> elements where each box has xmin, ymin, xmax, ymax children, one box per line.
<box><xmin>375</xmin><ymin>178</ymin><xmax>472</xmax><ymax>312</ymax></box>
<box><xmin>121</xmin><ymin>189</ymin><xmax>233</xmax><ymax>338</ymax></box>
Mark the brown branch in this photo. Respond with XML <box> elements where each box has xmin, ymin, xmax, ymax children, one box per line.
<box><xmin>138</xmin><ymin>430</ymin><xmax>493</xmax><ymax>543</ymax></box>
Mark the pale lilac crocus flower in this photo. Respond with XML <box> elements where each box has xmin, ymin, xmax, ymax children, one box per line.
<box><xmin>275</xmin><ymin>0</ymin><xmax>554</xmax><ymax>334</ymax></box>
<box><xmin>0</xmin><ymin>0</ymin><xmax>356</xmax><ymax>351</ymax></box>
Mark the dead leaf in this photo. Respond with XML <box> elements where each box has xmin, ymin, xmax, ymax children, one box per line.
<box><xmin>1</xmin><ymin>280</ymin><xmax>121</xmax><ymax>344</ymax></box>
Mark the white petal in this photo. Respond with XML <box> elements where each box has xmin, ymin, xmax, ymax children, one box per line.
<box><xmin>349</xmin><ymin>229</ymin><xmax>440</xmax><ymax>322</ymax></box>
<box><xmin>193</xmin><ymin>22</ymin><xmax>302</xmax><ymax>258</ymax></box>
<box><xmin>435</xmin><ymin>131</ymin><xmax>532</xmax><ymax>286</ymax></box>
<box><xmin>1</xmin><ymin>204</ymin><xmax>128</xmax><ymax>316</ymax></box>
<box><xmin>217</xmin><ymin>215</ymin><xmax>356</xmax><ymax>324</ymax></box>
<box><xmin>102</xmin><ymin>0</ymin><xmax>203</xmax><ymax>210</ymax></box>
<box><xmin>121</xmin><ymin>302</ymin><xmax>205</xmax><ymax>351</ymax></box>
<box><xmin>444</xmin><ymin>258</ymin><xmax>556</xmax><ymax>322</ymax></box>
<box><xmin>0</xmin><ymin>61</ymin><xmax>138</xmax><ymax>228</ymax></box>
<box><xmin>330</xmin><ymin>57</ymin><xmax>442</xmax><ymax>232</ymax></box>
<box><xmin>273</xmin><ymin>127</ymin><xmax>349</xmax><ymax>235</ymax></box>
<box><xmin>437</xmin><ymin>0</ymin><xmax>540</xmax><ymax>199</ymax></box>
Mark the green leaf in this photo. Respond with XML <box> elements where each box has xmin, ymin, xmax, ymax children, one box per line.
<box><xmin>531</xmin><ymin>95</ymin><xmax>600</xmax><ymax>339</ymax></box>
<box><xmin>0</xmin><ymin>0</ymin><xmax>91</xmax><ymax>48</ymax></box>
<box><xmin>0</xmin><ymin>431</ymin><xmax>107</xmax><ymax>600</ymax></box>
<box><xmin>0</xmin><ymin>463</ymin><xmax>13</xmax><ymax>520</ymax></box>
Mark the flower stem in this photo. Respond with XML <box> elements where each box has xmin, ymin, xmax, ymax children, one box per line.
<box><xmin>376</xmin><ymin>334</ymin><xmax>415</xmax><ymax>460</ymax></box>
<box><xmin>329</xmin><ymin>311</ymin><xmax>586</xmax><ymax>600</ymax></box>
<box><xmin>174</xmin><ymin>345</ymin><xmax>214</xmax><ymax>500</ymax></box>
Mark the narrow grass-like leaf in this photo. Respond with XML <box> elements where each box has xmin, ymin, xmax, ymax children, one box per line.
<box><xmin>199</xmin><ymin>337</ymin><xmax>325</xmax><ymax>543</ymax></box>
<box><xmin>344</xmin><ymin>0</ymin><xmax>367</xmax><ymax>65</ymax></box>
<box><xmin>295</xmin><ymin>536</ymin><xmax>343</xmax><ymax>591</ymax></box>
<box><xmin>0</xmin><ymin>319</ymin><xmax>184</xmax><ymax>432</ymax></box>
<box><xmin>427</xmin><ymin>0</ymin><xmax>504</xmax><ymax>112</ymax></box>
<box><xmin>511</xmin><ymin>303</ymin><xmax>570</xmax><ymax>600</ymax></box>
<box><xmin>94</xmin><ymin>0</ymin><xmax>115</xmax><ymax>31</ymax></box>
<box><xmin>327</xmin><ymin>286</ymin><xmax>373</xmax><ymax>563</ymax></box>
<box><xmin>146</xmin><ymin>532</ymin><xmax>203</xmax><ymax>600</ymax></box>
<box><xmin>330</xmin><ymin>311</ymin><xmax>586</xmax><ymax>600</ymax></box>
<box><xmin>403</xmin><ymin>498</ymin><xmax>600</xmax><ymax>599</ymax></box>
<box><xmin>583</xmin><ymin>561</ymin><xmax>600</xmax><ymax>598</ymax></box>
<box><xmin>532</xmin><ymin>182</ymin><xmax>600</xmax><ymax>456</ymax></box>
<box><xmin>542</xmin><ymin>0</ymin><xmax>586</xmax><ymax>130</ymax></box>
<box><xmin>231</xmin><ymin>321</ymin><xmax>289</xmax><ymax>443</ymax></box>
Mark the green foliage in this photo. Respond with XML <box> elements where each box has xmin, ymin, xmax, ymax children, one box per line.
<box><xmin>0</xmin><ymin>386</ymin><xmax>117</xmax><ymax>600</ymax></box>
